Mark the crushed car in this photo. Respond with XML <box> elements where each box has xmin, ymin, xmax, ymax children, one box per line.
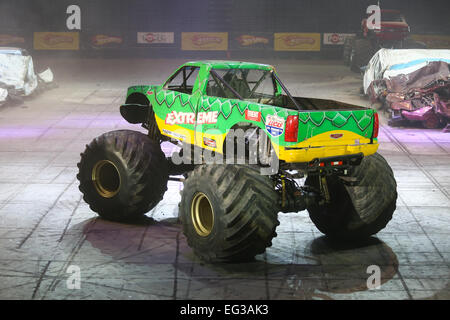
<box><xmin>0</xmin><ymin>47</ymin><xmax>54</xmax><ymax>106</ymax></box>
<box><xmin>364</xmin><ymin>48</ymin><xmax>450</xmax><ymax>129</ymax></box>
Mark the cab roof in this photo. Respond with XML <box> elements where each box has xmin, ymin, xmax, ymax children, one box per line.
<box><xmin>184</xmin><ymin>60</ymin><xmax>274</xmax><ymax>71</ymax></box>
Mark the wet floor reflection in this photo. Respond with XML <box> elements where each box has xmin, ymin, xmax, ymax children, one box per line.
<box><xmin>78</xmin><ymin>217</ymin><xmax>399</xmax><ymax>299</ymax></box>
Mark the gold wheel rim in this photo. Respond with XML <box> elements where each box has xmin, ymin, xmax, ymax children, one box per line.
<box><xmin>190</xmin><ymin>192</ymin><xmax>214</xmax><ymax>237</ymax></box>
<box><xmin>92</xmin><ymin>160</ymin><xmax>121</xmax><ymax>198</ymax></box>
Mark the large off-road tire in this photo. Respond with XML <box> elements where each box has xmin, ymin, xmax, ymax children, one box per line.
<box><xmin>179</xmin><ymin>165</ymin><xmax>280</xmax><ymax>262</ymax></box>
<box><xmin>77</xmin><ymin>130</ymin><xmax>168</xmax><ymax>222</ymax></box>
<box><xmin>305</xmin><ymin>153</ymin><xmax>397</xmax><ymax>240</ymax></box>
<box><xmin>350</xmin><ymin>38</ymin><xmax>374</xmax><ymax>73</ymax></box>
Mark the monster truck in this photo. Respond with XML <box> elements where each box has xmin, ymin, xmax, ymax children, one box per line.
<box><xmin>343</xmin><ymin>9</ymin><xmax>426</xmax><ymax>72</ymax></box>
<box><xmin>77</xmin><ymin>61</ymin><xmax>397</xmax><ymax>262</ymax></box>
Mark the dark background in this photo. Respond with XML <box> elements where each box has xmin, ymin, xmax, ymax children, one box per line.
<box><xmin>0</xmin><ymin>0</ymin><xmax>449</xmax><ymax>58</ymax></box>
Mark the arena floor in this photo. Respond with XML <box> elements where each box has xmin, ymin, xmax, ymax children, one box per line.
<box><xmin>0</xmin><ymin>58</ymin><xmax>448</xmax><ymax>299</ymax></box>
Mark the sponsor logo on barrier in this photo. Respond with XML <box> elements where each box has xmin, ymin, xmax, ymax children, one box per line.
<box><xmin>245</xmin><ymin>110</ymin><xmax>261</xmax><ymax>122</ymax></box>
<box><xmin>274</xmin><ymin>33</ymin><xmax>321</xmax><ymax>51</ymax></box>
<box><xmin>237</xmin><ymin>35</ymin><xmax>269</xmax><ymax>47</ymax></box>
<box><xmin>165</xmin><ymin>111</ymin><xmax>218</xmax><ymax>125</ymax></box>
<box><xmin>265</xmin><ymin>114</ymin><xmax>285</xmax><ymax>137</ymax></box>
<box><xmin>232</xmin><ymin>33</ymin><xmax>272</xmax><ymax>50</ymax></box>
<box><xmin>182</xmin><ymin>32</ymin><xmax>228</xmax><ymax>51</ymax></box>
<box><xmin>284</xmin><ymin>36</ymin><xmax>315</xmax><ymax>46</ymax></box>
<box><xmin>91</xmin><ymin>35</ymin><xmax>123</xmax><ymax>47</ymax></box>
<box><xmin>137</xmin><ymin>32</ymin><xmax>174</xmax><ymax>44</ymax></box>
<box><xmin>0</xmin><ymin>34</ymin><xmax>25</xmax><ymax>46</ymax></box>
<box><xmin>34</xmin><ymin>32</ymin><xmax>79</xmax><ymax>50</ymax></box>
<box><xmin>323</xmin><ymin>33</ymin><xmax>355</xmax><ymax>45</ymax></box>
<box><xmin>192</xmin><ymin>35</ymin><xmax>223</xmax><ymax>46</ymax></box>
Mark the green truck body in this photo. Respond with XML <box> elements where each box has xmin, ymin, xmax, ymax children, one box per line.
<box><xmin>124</xmin><ymin>61</ymin><xmax>379</xmax><ymax>164</ymax></box>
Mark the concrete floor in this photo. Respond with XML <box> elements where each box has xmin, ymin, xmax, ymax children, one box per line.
<box><xmin>0</xmin><ymin>58</ymin><xmax>449</xmax><ymax>300</ymax></box>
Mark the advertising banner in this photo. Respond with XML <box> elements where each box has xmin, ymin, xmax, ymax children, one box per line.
<box><xmin>0</xmin><ymin>34</ymin><xmax>25</xmax><ymax>46</ymax></box>
<box><xmin>89</xmin><ymin>34</ymin><xmax>123</xmax><ymax>48</ymax></box>
<box><xmin>137</xmin><ymin>32</ymin><xmax>174</xmax><ymax>44</ymax></box>
<box><xmin>231</xmin><ymin>33</ymin><xmax>272</xmax><ymax>50</ymax></box>
<box><xmin>181</xmin><ymin>32</ymin><xmax>228</xmax><ymax>51</ymax></box>
<box><xmin>411</xmin><ymin>34</ymin><xmax>450</xmax><ymax>49</ymax></box>
<box><xmin>274</xmin><ymin>33</ymin><xmax>321</xmax><ymax>51</ymax></box>
<box><xmin>34</xmin><ymin>32</ymin><xmax>79</xmax><ymax>50</ymax></box>
<box><xmin>323</xmin><ymin>33</ymin><xmax>355</xmax><ymax>45</ymax></box>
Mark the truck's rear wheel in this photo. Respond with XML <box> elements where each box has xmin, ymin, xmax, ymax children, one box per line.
<box><xmin>77</xmin><ymin>130</ymin><xmax>168</xmax><ymax>222</ymax></box>
<box><xmin>350</xmin><ymin>38</ymin><xmax>374</xmax><ymax>72</ymax></box>
<box><xmin>305</xmin><ymin>153</ymin><xmax>397</xmax><ymax>240</ymax></box>
<box><xmin>179</xmin><ymin>165</ymin><xmax>280</xmax><ymax>262</ymax></box>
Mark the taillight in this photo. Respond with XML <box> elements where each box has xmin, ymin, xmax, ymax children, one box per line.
<box><xmin>373</xmin><ymin>113</ymin><xmax>379</xmax><ymax>138</ymax></box>
<box><xmin>285</xmin><ymin>115</ymin><xmax>299</xmax><ymax>142</ymax></box>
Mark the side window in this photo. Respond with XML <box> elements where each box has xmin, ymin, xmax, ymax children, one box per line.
<box><xmin>206</xmin><ymin>70</ymin><xmax>227</xmax><ymax>98</ymax></box>
<box><xmin>245</xmin><ymin>69</ymin><xmax>276</xmax><ymax>98</ymax></box>
<box><xmin>206</xmin><ymin>68</ymin><xmax>276</xmax><ymax>103</ymax></box>
<box><xmin>164</xmin><ymin>66</ymin><xmax>199</xmax><ymax>94</ymax></box>
<box><xmin>206</xmin><ymin>69</ymin><xmax>251</xmax><ymax>99</ymax></box>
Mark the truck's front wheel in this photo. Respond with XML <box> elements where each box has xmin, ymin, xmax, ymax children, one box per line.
<box><xmin>305</xmin><ymin>153</ymin><xmax>397</xmax><ymax>240</ymax></box>
<box><xmin>179</xmin><ymin>165</ymin><xmax>280</xmax><ymax>262</ymax></box>
<box><xmin>77</xmin><ymin>130</ymin><xmax>168</xmax><ymax>222</ymax></box>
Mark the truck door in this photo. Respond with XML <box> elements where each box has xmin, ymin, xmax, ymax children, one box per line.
<box><xmin>153</xmin><ymin>65</ymin><xmax>200</xmax><ymax>145</ymax></box>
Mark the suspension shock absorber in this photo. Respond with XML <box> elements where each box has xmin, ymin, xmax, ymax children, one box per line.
<box><xmin>319</xmin><ymin>173</ymin><xmax>331</xmax><ymax>204</ymax></box>
<box><xmin>276</xmin><ymin>173</ymin><xmax>318</xmax><ymax>213</ymax></box>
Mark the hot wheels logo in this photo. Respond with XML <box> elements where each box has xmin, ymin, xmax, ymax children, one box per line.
<box><xmin>91</xmin><ymin>35</ymin><xmax>123</xmax><ymax>46</ymax></box>
<box><xmin>44</xmin><ymin>34</ymin><xmax>74</xmax><ymax>45</ymax></box>
<box><xmin>237</xmin><ymin>35</ymin><xmax>269</xmax><ymax>46</ymax></box>
<box><xmin>0</xmin><ymin>34</ymin><xmax>25</xmax><ymax>46</ymax></box>
<box><xmin>192</xmin><ymin>35</ymin><xmax>223</xmax><ymax>46</ymax></box>
<box><xmin>284</xmin><ymin>36</ymin><xmax>315</xmax><ymax>46</ymax></box>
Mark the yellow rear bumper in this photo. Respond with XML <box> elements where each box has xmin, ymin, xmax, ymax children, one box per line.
<box><xmin>277</xmin><ymin>143</ymin><xmax>378</xmax><ymax>163</ymax></box>
<box><xmin>274</xmin><ymin>130</ymin><xmax>378</xmax><ymax>163</ymax></box>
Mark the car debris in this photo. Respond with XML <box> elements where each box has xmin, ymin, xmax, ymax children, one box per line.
<box><xmin>364</xmin><ymin>49</ymin><xmax>450</xmax><ymax>129</ymax></box>
<box><xmin>0</xmin><ymin>47</ymin><xmax>55</xmax><ymax>106</ymax></box>
<box><xmin>0</xmin><ymin>87</ymin><xmax>7</xmax><ymax>106</ymax></box>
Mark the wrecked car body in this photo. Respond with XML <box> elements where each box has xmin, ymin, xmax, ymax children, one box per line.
<box><xmin>0</xmin><ymin>47</ymin><xmax>54</xmax><ymax>105</ymax></box>
<box><xmin>364</xmin><ymin>49</ymin><xmax>450</xmax><ymax>129</ymax></box>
